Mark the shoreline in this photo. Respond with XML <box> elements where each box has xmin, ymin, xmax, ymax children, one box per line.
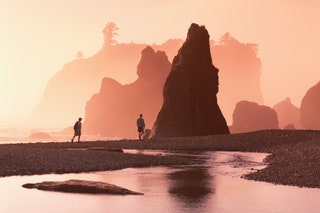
<box><xmin>1</xmin><ymin>129</ymin><xmax>320</xmax><ymax>188</ymax></box>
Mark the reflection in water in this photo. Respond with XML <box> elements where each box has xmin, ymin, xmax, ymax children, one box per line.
<box><xmin>168</xmin><ymin>166</ymin><xmax>214</xmax><ymax>211</ymax></box>
<box><xmin>168</xmin><ymin>167</ymin><xmax>213</xmax><ymax>203</ymax></box>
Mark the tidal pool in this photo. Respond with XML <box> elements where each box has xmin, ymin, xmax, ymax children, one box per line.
<box><xmin>1</xmin><ymin>151</ymin><xmax>320</xmax><ymax>213</ymax></box>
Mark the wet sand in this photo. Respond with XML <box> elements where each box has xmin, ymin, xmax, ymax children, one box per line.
<box><xmin>0</xmin><ymin>129</ymin><xmax>320</xmax><ymax>188</ymax></box>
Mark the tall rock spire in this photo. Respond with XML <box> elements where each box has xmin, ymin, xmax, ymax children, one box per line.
<box><xmin>151</xmin><ymin>23</ymin><xmax>230</xmax><ymax>138</ymax></box>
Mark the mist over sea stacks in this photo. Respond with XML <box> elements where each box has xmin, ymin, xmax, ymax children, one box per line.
<box><xmin>300</xmin><ymin>81</ymin><xmax>320</xmax><ymax>130</ymax></box>
<box><xmin>29</xmin><ymin>56</ymin><xmax>106</xmax><ymax>125</ymax></box>
<box><xmin>273</xmin><ymin>97</ymin><xmax>302</xmax><ymax>129</ymax></box>
<box><xmin>84</xmin><ymin>46</ymin><xmax>171</xmax><ymax>138</ymax></box>
<box><xmin>230</xmin><ymin>100</ymin><xmax>279</xmax><ymax>133</ymax></box>
<box><xmin>213</xmin><ymin>33</ymin><xmax>263</xmax><ymax>123</ymax></box>
<box><xmin>29</xmin><ymin>33</ymin><xmax>176</xmax><ymax>126</ymax></box>
<box><xmin>28</xmin><ymin>22</ymin><xmax>263</xmax><ymax>129</ymax></box>
<box><xmin>29</xmin><ymin>42</ymin><xmax>147</xmax><ymax>126</ymax></box>
<box><xmin>151</xmin><ymin>23</ymin><xmax>230</xmax><ymax>138</ymax></box>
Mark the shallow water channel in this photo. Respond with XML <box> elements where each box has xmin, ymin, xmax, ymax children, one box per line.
<box><xmin>1</xmin><ymin>151</ymin><xmax>320</xmax><ymax>213</ymax></box>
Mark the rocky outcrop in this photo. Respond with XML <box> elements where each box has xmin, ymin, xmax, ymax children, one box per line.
<box><xmin>300</xmin><ymin>81</ymin><xmax>320</xmax><ymax>130</ymax></box>
<box><xmin>230</xmin><ymin>100</ymin><xmax>279</xmax><ymax>133</ymax></box>
<box><xmin>29</xmin><ymin>132</ymin><xmax>52</xmax><ymax>140</ymax></box>
<box><xmin>84</xmin><ymin>46</ymin><xmax>171</xmax><ymax>138</ymax></box>
<box><xmin>151</xmin><ymin>23</ymin><xmax>230</xmax><ymax>138</ymax></box>
<box><xmin>273</xmin><ymin>97</ymin><xmax>302</xmax><ymax>129</ymax></box>
<box><xmin>23</xmin><ymin>179</ymin><xmax>143</xmax><ymax>195</ymax></box>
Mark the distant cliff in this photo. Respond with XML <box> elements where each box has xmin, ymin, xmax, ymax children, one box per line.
<box><xmin>84</xmin><ymin>46</ymin><xmax>171</xmax><ymax>138</ymax></box>
<box><xmin>151</xmin><ymin>23</ymin><xmax>230</xmax><ymax>138</ymax></box>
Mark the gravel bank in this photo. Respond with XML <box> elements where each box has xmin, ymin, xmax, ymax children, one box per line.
<box><xmin>1</xmin><ymin>129</ymin><xmax>320</xmax><ymax>188</ymax></box>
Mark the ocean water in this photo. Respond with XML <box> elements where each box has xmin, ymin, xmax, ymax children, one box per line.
<box><xmin>1</xmin><ymin>151</ymin><xmax>320</xmax><ymax>213</ymax></box>
<box><xmin>0</xmin><ymin>125</ymin><xmax>117</xmax><ymax>144</ymax></box>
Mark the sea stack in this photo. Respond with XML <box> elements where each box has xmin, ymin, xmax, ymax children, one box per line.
<box><xmin>84</xmin><ymin>46</ymin><xmax>171</xmax><ymax>138</ymax></box>
<box><xmin>150</xmin><ymin>23</ymin><xmax>230</xmax><ymax>138</ymax></box>
<box><xmin>230</xmin><ymin>100</ymin><xmax>279</xmax><ymax>133</ymax></box>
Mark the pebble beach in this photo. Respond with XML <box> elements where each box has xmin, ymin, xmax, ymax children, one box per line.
<box><xmin>1</xmin><ymin>129</ymin><xmax>320</xmax><ymax>188</ymax></box>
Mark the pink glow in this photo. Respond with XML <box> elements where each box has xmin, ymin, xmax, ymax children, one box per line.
<box><xmin>0</xmin><ymin>0</ymin><xmax>319</xmax><ymax>127</ymax></box>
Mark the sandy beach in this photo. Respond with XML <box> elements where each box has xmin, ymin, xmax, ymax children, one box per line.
<box><xmin>1</xmin><ymin>129</ymin><xmax>320</xmax><ymax>188</ymax></box>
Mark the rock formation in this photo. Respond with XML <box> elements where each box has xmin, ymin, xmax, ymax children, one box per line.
<box><xmin>23</xmin><ymin>179</ymin><xmax>143</xmax><ymax>195</ymax></box>
<box><xmin>84</xmin><ymin>46</ymin><xmax>171</xmax><ymax>138</ymax></box>
<box><xmin>300</xmin><ymin>81</ymin><xmax>320</xmax><ymax>130</ymax></box>
<box><xmin>230</xmin><ymin>100</ymin><xmax>279</xmax><ymax>133</ymax></box>
<box><xmin>29</xmin><ymin>132</ymin><xmax>52</xmax><ymax>140</ymax></box>
<box><xmin>150</xmin><ymin>23</ymin><xmax>230</xmax><ymax>138</ymax></box>
<box><xmin>29</xmin><ymin>23</ymin><xmax>262</xmax><ymax>129</ymax></box>
<box><xmin>29</xmin><ymin>40</ymin><xmax>178</xmax><ymax>127</ymax></box>
<box><xmin>273</xmin><ymin>97</ymin><xmax>302</xmax><ymax>129</ymax></box>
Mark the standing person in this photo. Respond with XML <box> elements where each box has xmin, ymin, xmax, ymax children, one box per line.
<box><xmin>71</xmin><ymin>117</ymin><xmax>82</xmax><ymax>142</ymax></box>
<box><xmin>136</xmin><ymin>114</ymin><xmax>145</xmax><ymax>140</ymax></box>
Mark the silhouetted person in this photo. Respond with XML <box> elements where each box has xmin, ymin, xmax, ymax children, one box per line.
<box><xmin>136</xmin><ymin>114</ymin><xmax>145</xmax><ymax>140</ymax></box>
<box><xmin>71</xmin><ymin>117</ymin><xmax>82</xmax><ymax>142</ymax></box>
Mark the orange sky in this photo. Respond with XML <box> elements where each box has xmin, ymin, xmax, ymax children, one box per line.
<box><xmin>0</xmin><ymin>0</ymin><xmax>319</xmax><ymax>124</ymax></box>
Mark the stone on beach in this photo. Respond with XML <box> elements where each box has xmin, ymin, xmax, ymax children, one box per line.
<box><xmin>22</xmin><ymin>179</ymin><xmax>143</xmax><ymax>195</ymax></box>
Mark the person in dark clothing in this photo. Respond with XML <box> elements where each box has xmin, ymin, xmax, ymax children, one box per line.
<box><xmin>71</xmin><ymin>117</ymin><xmax>82</xmax><ymax>142</ymax></box>
<box><xmin>136</xmin><ymin>114</ymin><xmax>145</xmax><ymax>140</ymax></box>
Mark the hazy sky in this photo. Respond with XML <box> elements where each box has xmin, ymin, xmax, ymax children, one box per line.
<box><xmin>0</xmin><ymin>0</ymin><xmax>319</xmax><ymax>123</ymax></box>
